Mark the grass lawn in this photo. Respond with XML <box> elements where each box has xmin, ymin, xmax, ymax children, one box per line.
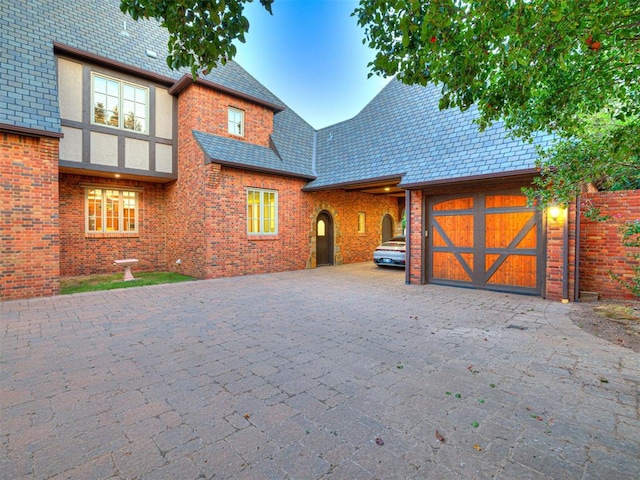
<box><xmin>60</xmin><ymin>271</ymin><xmax>196</xmax><ymax>295</ymax></box>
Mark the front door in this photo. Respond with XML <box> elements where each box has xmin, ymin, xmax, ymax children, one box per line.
<box><xmin>382</xmin><ymin>214</ymin><xmax>394</xmax><ymax>242</ymax></box>
<box><xmin>316</xmin><ymin>211</ymin><xmax>334</xmax><ymax>266</ymax></box>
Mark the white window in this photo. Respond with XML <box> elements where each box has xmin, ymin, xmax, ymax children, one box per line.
<box><xmin>86</xmin><ymin>188</ymin><xmax>138</xmax><ymax>233</ymax></box>
<box><xmin>358</xmin><ymin>212</ymin><xmax>366</xmax><ymax>233</ymax></box>
<box><xmin>247</xmin><ymin>188</ymin><xmax>277</xmax><ymax>234</ymax></box>
<box><xmin>228</xmin><ymin>107</ymin><xmax>244</xmax><ymax>136</ymax></box>
<box><xmin>92</xmin><ymin>73</ymin><xmax>148</xmax><ymax>133</ymax></box>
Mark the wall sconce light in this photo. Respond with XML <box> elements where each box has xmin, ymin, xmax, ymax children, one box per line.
<box><xmin>549</xmin><ymin>205</ymin><xmax>561</xmax><ymax>221</ymax></box>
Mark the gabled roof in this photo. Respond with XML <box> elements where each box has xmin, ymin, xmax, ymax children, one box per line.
<box><xmin>307</xmin><ymin>79</ymin><xmax>548</xmax><ymax>189</ymax></box>
<box><xmin>0</xmin><ymin>0</ymin><xmax>285</xmax><ymax>135</ymax></box>
<box><xmin>1</xmin><ymin>0</ymin><xmax>546</xmax><ymax>188</ymax></box>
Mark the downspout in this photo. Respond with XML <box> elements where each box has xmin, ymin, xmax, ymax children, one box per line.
<box><xmin>562</xmin><ymin>205</ymin><xmax>569</xmax><ymax>302</ymax></box>
<box><xmin>405</xmin><ymin>190</ymin><xmax>411</xmax><ymax>285</ymax></box>
<box><xmin>421</xmin><ymin>191</ymin><xmax>427</xmax><ymax>285</ymax></box>
<box><xmin>574</xmin><ymin>196</ymin><xmax>581</xmax><ymax>302</ymax></box>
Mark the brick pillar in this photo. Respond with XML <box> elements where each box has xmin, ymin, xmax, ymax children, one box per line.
<box><xmin>408</xmin><ymin>190</ymin><xmax>424</xmax><ymax>284</ymax></box>
<box><xmin>545</xmin><ymin>203</ymin><xmax>577</xmax><ymax>301</ymax></box>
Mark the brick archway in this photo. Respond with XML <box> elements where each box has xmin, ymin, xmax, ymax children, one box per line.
<box><xmin>308</xmin><ymin>203</ymin><xmax>343</xmax><ymax>268</ymax></box>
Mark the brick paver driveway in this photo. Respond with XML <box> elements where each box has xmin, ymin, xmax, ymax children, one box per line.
<box><xmin>2</xmin><ymin>263</ymin><xmax>639</xmax><ymax>479</ymax></box>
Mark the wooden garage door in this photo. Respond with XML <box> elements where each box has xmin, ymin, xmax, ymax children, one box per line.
<box><xmin>428</xmin><ymin>191</ymin><xmax>543</xmax><ymax>295</ymax></box>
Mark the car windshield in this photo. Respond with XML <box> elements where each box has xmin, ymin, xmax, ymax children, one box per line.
<box><xmin>380</xmin><ymin>240</ymin><xmax>405</xmax><ymax>248</ymax></box>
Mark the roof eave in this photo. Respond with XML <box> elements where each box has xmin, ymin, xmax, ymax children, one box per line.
<box><xmin>53</xmin><ymin>42</ymin><xmax>175</xmax><ymax>86</ymax></box>
<box><xmin>400</xmin><ymin>168</ymin><xmax>539</xmax><ymax>190</ymax></box>
<box><xmin>204</xmin><ymin>156</ymin><xmax>316</xmax><ymax>180</ymax></box>
<box><xmin>169</xmin><ymin>74</ymin><xmax>285</xmax><ymax>112</ymax></box>
<box><xmin>302</xmin><ymin>173</ymin><xmax>405</xmax><ymax>192</ymax></box>
<box><xmin>0</xmin><ymin>123</ymin><xmax>64</xmax><ymax>139</ymax></box>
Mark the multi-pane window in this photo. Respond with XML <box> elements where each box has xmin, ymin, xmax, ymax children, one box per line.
<box><xmin>92</xmin><ymin>73</ymin><xmax>148</xmax><ymax>133</ymax></box>
<box><xmin>247</xmin><ymin>188</ymin><xmax>277</xmax><ymax>234</ymax></box>
<box><xmin>358</xmin><ymin>212</ymin><xmax>366</xmax><ymax>233</ymax></box>
<box><xmin>86</xmin><ymin>188</ymin><xmax>138</xmax><ymax>233</ymax></box>
<box><xmin>228</xmin><ymin>107</ymin><xmax>244</xmax><ymax>136</ymax></box>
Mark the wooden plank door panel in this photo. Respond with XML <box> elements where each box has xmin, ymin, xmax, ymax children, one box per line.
<box><xmin>428</xmin><ymin>191</ymin><xmax>542</xmax><ymax>294</ymax></box>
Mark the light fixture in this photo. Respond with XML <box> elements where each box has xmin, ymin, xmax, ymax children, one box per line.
<box><xmin>384</xmin><ymin>187</ymin><xmax>390</xmax><ymax>192</ymax></box>
<box><xmin>115</xmin><ymin>174</ymin><xmax>121</xmax><ymax>178</ymax></box>
<box><xmin>549</xmin><ymin>205</ymin><xmax>561</xmax><ymax>221</ymax></box>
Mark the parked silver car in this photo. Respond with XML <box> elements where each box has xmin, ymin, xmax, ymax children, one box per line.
<box><xmin>373</xmin><ymin>236</ymin><xmax>406</xmax><ymax>268</ymax></box>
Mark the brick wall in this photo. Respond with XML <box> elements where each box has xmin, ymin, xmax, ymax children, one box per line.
<box><xmin>170</xmin><ymin>82</ymin><xmax>402</xmax><ymax>280</ymax></box>
<box><xmin>192</xmin><ymin>163</ymin><xmax>402</xmax><ymax>278</ymax></box>
<box><xmin>167</xmin><ymin>83</ymin><xmax>276</xmax><ymax>279</ymax></box>
<box><xmin>579</xmin><ymin>190</ymin><xmax>640</xmax><ymax>300</ymax></box>
<box><xmin>59</xmin><ymin>174</ymin><xmax>167</xmax><ymax>276</ymax></box>
<box><xmin>1</xmin><ymin>133</ymin><xmax>60</xmax><ymax>300</ymax></box>
<box><xmin>307</xmin><ymin>189</ymin><xmax>402</xmax><ymax>268</ymax></box>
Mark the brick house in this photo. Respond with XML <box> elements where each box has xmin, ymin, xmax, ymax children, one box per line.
<box><xmin>1</xmin><ymin>0</ymin><xmax>604</xmax><ymax>302</ymax></box>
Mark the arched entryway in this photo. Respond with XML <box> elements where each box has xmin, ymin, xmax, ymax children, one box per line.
<box><xmin>316</xmin><ymin>211</ymin><xmax>334</xmax><ymax>266</ymax></box>
<box><xmin>382</xmin><ymin>214</ymin><xmax>394</xmax><ymax>242</ymax></box>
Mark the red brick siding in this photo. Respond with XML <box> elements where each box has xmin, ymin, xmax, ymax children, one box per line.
<box><xmin>169</xmin><ymin>82</ymin><xmax>401</xmax><ymax>280</ymax></box>
<box><xmin>59</xmin><ymin>174</ymin><xmax>167</xmax><ymax>276</ymax></box>
<box><xmin>167</xmin><ymin>82</ymin><xmax>276</xmax><ymax>279</ymax></box>
<box><xmin>201</xmin><ymin>167</ymin><xmax>310</xmax><ymax>277</ymax></box>
<box><xmin>183</xmin><ymin>163</ymin><xmax>402</xmax><ymax>278</ymax></box>
<box><xmin>179</xmin><ymin>83</ymin><xmax>274</xmax><ymax>147</ymax></box>
<box><xmin>165</xmin><ymin>83</ymin><xmax>222</xmax><ymax>278</ymax></box>
<box><xmin>307</xmin><ymin>189</ymin><xmax>402</xmax><ymax>267</ymax></box>
<box><xmin>579</xmin><ymin>190</ymin><xmax>640</xmax><ymax>300</ymax></box>
<box><xmin>1</xmin><ymin>133</ymin><xmax>60</xmax><ymax>300</ymax></box>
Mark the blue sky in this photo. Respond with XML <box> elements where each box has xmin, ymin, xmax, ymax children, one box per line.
<box><xmin>234</xmin><ymin>0</ymin><xmax>392</xmax><ymax>129</ymax></box>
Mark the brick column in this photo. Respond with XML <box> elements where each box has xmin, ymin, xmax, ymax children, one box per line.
<box><xmin>1</xmin><ymin>133</ymin><xmax>60</xmax><ymax>300</ymax></box>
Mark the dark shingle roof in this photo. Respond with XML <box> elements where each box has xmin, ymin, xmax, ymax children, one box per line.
<box><xmin>1</xmin><ymin>0</ymin><xmax>544</xmax><ymax>187</ymax></box>
<box><xmin>307</xmin><ymin>79</ymin><xmax>548</xmax><ymax>189</ymax></box>
<box><xmin>0</xmin><ymin>0</ymin><xmax>284</xmax><ymax>134</ymax></box>
<box><xmin>193</xmin><ymin>130</ymin><xmax>315</xmax><ymax>179</ymax></box>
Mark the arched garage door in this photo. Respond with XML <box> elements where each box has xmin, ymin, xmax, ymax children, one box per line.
<box><xmin>428</xmin><ymin>191</ymin><xmax>543</xmax><ymax>295</ymax></box>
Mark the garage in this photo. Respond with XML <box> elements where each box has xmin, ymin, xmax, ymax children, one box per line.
<box><xmin>428</xmin><ymin>190</ymin><xmax>544</xmax><ymax>295</ymax></box>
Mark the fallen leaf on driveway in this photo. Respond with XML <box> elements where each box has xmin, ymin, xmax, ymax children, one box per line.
<box><xmin>435</xmin><ymin>430</ymin><xmax>445</xmax><ymax>442</ymax></box>
<box><xmin>375</xmin><ymin>437</ymin><xmax>384</xmax><ymax>446</ymax></box>
<box><xmin>473</xmin><ymin>444</ymin><xmax>482</xmax><ymax>451</ymax></box>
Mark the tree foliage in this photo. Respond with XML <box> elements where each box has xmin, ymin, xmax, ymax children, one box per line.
<box><xmin>355</xmin><ymin>0</ymin><xmax>639</xmax><ymax>204</ymax></box>
<box><xmin>120</xmin><ymin>0</ymin><xmax>273</xmax><ymax>77</ymax></box>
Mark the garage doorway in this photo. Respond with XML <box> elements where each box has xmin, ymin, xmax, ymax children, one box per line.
<box><xmin>382</xmin><ymin>214</ymin><xmax>394</xmax><ymax>242</ymax></box>
<box><xmin>316</xmin><ymin>211</ymin><xmax>334</xmax><ymax>266</ymax></box>
<box><xmin>428</xmin><ymin>191</ymin><xmax>543</xmax><ymax>295</ymax></box>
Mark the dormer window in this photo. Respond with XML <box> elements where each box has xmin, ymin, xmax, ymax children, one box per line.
<box><xmin>92</xmin><ymin>73</ymin><xmax>148</xmax><ymax>133</ymax></box>
<box><xmin>228</xmin><ymin>107</ymin><xmax>244</xmax><ymax>136</ymax></box>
